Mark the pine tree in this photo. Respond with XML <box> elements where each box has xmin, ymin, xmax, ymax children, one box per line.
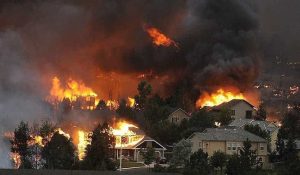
<box><xmin>210</xmin><ymin>151</ymin><xmax>227</xmax><ymax>174</ymax></box>
<box><xmin>239</xmin><ymin>139</ymin><xmax>257</xmax><ymax>171</ymax></box>
<box><xmin>82</xmin><ymin>122</ymin><xmax>116</xmax><ymax>170</ymax></box>
<box><xmin>42</xmin><ymin>132</ymin><xmax>76</xmax><ymax>169</ymax></box>
<box><xmin>11</xmin><ymin>121</ymin><xmax>32</xmax><ymax>169</ymax></box>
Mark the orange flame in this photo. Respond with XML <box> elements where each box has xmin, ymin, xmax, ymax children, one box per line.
<box><xmin>196</xmin><ymin>88</ymin><xmax>245</xmax><ymax>108</ymax></box>
<box><xmin>48</xmin><ymin>76</ymin><xmax>99</xmax><ymax>109</ymax></box>
<box><xmin>145</xmin><ymin>26</ymin><xmax>178</xmax><ymax>48</ymax></box>
<box><xmin>112</xmin><ymin>121</ymin><xmax>144</xmax><ymax>148</ymax></box>
<box><xmin>128</xmin><ymin>97</ymin><xmax>135</xmax><ymax>108</ymax></box>
<box><xmin>77</xmin><ymin>130</ymin><xmax>90</xmax><ymax>160</ymax></box>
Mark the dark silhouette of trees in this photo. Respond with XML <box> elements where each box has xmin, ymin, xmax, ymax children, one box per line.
<box><xmin>183</xmin><ymin>149</ymin><xmax>210</xmax><ymax>175</ymax></box>
<box><xmin>256</xmin><ymin>103</ymin><xmax>267</xmax><ymax>120</ymax></box>
<box><xmin>210</xmin><ymin>151</ymin><xmax>227</xmax><ymax>174</ymax></box>
<box><xmin>226</xmin><ymin>154</ymin><xmax>242</xmax><ymax>175</ymax></box>
<box><xmin>96</xmin><ymin>100</ymin><xmax>107</xmax><ymax>110</ymax></box>
<box><xmin>134</xmin><ymin>81</ymin><xmax>152</xmax><ymax>110</ymax></box>
<box><xmin>82</xmin><ymin>122</ymin><xmax>116</xmax><ymax>170</ymax></box>
<box><xmin>11</xmin><ymin>121</ymin><xmax>32</xmax><ymax>169</ymax></box>
<box><xmin>239</xmin><ymin>139</ymin><xmax>257</xmax><ymax>172</ymax></box>
<box><xmin>42</xmin><ymin>132</ymin><xmax>76</xmax><ymax>169</ymax></box>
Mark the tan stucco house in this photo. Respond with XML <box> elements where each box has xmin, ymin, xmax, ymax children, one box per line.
<box><xmin>212</xmin><ymin>99</ymin><xmax>256</xmax><ymax>119</ymax></box>
<box><xmin>188</xmin><ymin>128</ymin><xmax>269</xmax><ymax>167</ymax></box>
<box><xmin>229</xmin><ymin>119</ymin><xmax>279</xmax><ymax>152</ymax></box>
<box><xmin>168</xmin><ymin>108</ymin><xmax>190</xmax><ymax>125</ymax></box>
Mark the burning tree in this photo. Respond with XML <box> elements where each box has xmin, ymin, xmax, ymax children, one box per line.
<box><xmin>10</xmin><ymin>121</ymin><xmax>32</xmax><ymax>169</ymax></box>
<box><xmin>82</xmin><ymin>122</ymin><xmax>116</xmax><ymax>170</ymax></box>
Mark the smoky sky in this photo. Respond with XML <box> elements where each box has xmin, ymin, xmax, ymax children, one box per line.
<box><xmin>0</xmin><ymin>0</ymin><xmax>298</xmax><ymax>168</ymax></box>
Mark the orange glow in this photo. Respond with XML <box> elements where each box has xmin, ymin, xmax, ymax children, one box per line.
<box><xmin>106</xmin><ymin>100</ymin><xmax>119</xmax><ymax>110</ymax></box>
<box><xmin>128</xmin><ymin>97</ymin><xmax>135</xmax><ymax>107</ymax></box>
<box><xmin>112</xmin><ymin>121</ymin><xmax>144</xmax><ymax>148</ymax></box>
<box><xmin>55</xmin><ymin>128</ymin><xmax>70</xmax><ymax>139</ymax></box>
<box><xmin>196</xmin><ymin>88</ymin><xmax>245</xmax><ymax>108</ymax></box>
<box><xmin>78</xmin><ymin>130</ymin><xmax>90</xmax><ymax>160</ymax></box>
<box><xmin>145</xmin><ymin>26</ymin><xmax>178</xmax><ymax>48</ymax></box>
<box><xmin>48</xmin><ymin>76</ymin><xmax>99</xmax><ymax>109</ymax></box>
<box><xmin>34</xmin><ymin>136</ymin><xmax>44</xmax><ymax>147</ymax></box>
<box><xmin>10</xmin><ymin>152</ymin><xmax>21</xmax><ymax>169</ymax></box>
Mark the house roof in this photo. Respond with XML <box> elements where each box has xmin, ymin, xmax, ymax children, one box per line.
<box><xmin>189</xmin><ymin>128</ymin><xmax>267</xmax><ymax>143</ymax></box>
<box><xmin>115</xmin><ymin>135</ymin><xmax>167</xmax><ymax>150</ymax></box>
<box><xmin>213</xmin><ymin>99</ymin><xmax>254</xmax><ymax>110</ymax></box>
<box><xmin>229</xmin><ymin>119</ymin><xmax>279</xmax><ymax>133</ymax></box>
<box><xmin>169</xmin><ymin>108</ymin><xmax>190</xmax><ymax>117</ymax></box>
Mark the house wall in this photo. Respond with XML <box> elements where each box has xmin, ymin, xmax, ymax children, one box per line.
<box><xmin>230</xmin><ymin>102</ymin><xmax>256</xmax><ymax>119</ymax></box>
<box><xmin>168</xmin><ymin>110</ymin><xmax>189</xmax><ymax>125</ymax></box>
<box><xmin>270</xmin><ymin>129</ymin><xmax>279</xmax><ymax>152</ymax></box>
<box><xmin>189</xmin><ymin>136</ymin><xmax>268</xmax><ymax>167</ymax></box>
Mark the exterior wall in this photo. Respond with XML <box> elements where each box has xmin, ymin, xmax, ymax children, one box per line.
<box><xmin>270</xmin><ymin>129</ymin><xmax>279</xmax><ymax>152</ymax></box>
<box><xmin>168</xmin><ymin>109</ymin><xmax>189</xmax><ymax>125</ymax></box>
<box><xmin>230</xmin><ymin>102</ymin><xmax>256</xmax><ymax>119</ymax></box>
<box><xmin>189</xmin><ymin>136</ymin><xmax>268</xmax><ymax>167</ymax></box>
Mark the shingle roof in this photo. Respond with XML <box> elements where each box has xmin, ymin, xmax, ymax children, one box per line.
<box><xmin>189</xmin><ymin>128</ymin><xmax>266</xmax><ymax>143</ymax></box>
<box><xmin>229</xmin><ymin>119</ymin><xmax>279</xmax><ymax>133</ymax></box>
<box><xmin>213</xmin><ymin>99</ymin><xmax>254</xmax><ymax>110</ymax></box>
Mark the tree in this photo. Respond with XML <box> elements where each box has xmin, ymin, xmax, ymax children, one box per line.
<box><xmin>40</xmin><ymin>121</ymin><xmax>54</xmax><ymax>141</ymax></box>
<box><xmin>42</xmin><ymin>132</ymin><xmax>76</xmax><ymax>169</ymax></box>
<box><xmin>279</xmin><ymin>107</ymin><xmax>300</xmax><ymax>139</ymax></box>
<box><xmin>256</xmin><ymin>104</ymin><xmax>267</xmax><ymax>120</ymax></box>
<box><xmin>170</xmin><ymin>139</ymin><xmax>192</xmax><ymax>167</ymax></box>
<box><xmin>276</xmin><ymin>131</ymin><xmax>285</xmax><ymax>160</ymax></box>
<box><xmin>116</xmin><ymin>99</ymin><xmax>135</xmax><ymax>121</ymax></box>
<box><xmin>11</xmin><ymin>121</ymin><xmax>32</xmax><ymax>169</ymax></box>
<box><xmin>239</xmin><ymin>139</ymin><xmax>257</xmax><ymax>171</ymax></box>
<box><xmin>96</xmin><ymin>100</ymin><xmax>107</xmax><ymax>110</ymax></box>
<box><xmin>215</xmin><ymin>108</ymin><xmax>233</xmax><ymax>126</ymax></box>
<box><xmin>226</xmin><ymin>154</ymin><xmax>242</xmax><ymax>175</ymax></box>
<box><xmin>134</xmin><ymin>81</ymin><xmax>152</xmax><ymax>110</ymax></box>
<box><xmin>82</xmin><ymin>122</ymin><xmax>116</xmax><ymax>170</ymax></box>
<box><xmin>188</xmin><ymin>109</ymin><xmax>214</xmax><ymax>130</ymax></box>
<box><xmin>184</xmin><ymin>149</ymin><xmax>210</xmax><ymax>175</ymax></box>
<box><xmin>244</xmin><ymin>124</ymin><xmax>270</xmax><ymax>140</ymax></box>
<box><xmin>143</xmin><ymin>94</ymin><xmax>169</xmax><ymax>123</ymax></box>
<box><xmin>210</xmin><ymin>151</ymin><xmax>227</xmax><ymax>174</ymax></box>
<box><xmin>142</xmin><ymin>147</ymin><xmax>155</xmax><ymax>169</ymax></box>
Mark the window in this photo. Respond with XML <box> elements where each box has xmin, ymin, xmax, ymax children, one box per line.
<box><xmin>230</xmin><ymin>110</ymin><xmax>235</xmax><ymax>115</ymax></box>
<box><xmin>232</xmin><ymin>143</ymin><xmax>237</xmax><ymax>150</ymax></box>
<box><xmin>227</xmin><ymin>143</ymin><xmax>231</xmax><ymax>150</ymax></box>
<box><xmin>246</xmin><ymin>110</ymin><xmax>252</xmax><ymax>119</ymax></box>
<box><xmin>237</xmin><ymin>143</ymin><xmax>241</xmax><ymax>150</ymax></box>
<box><xmin>260</xmin><ymin>143</ymin><xmax>264</xmax><ymax>151</ymax></box>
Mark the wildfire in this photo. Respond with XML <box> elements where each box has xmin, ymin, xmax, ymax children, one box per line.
<box><xmin>34</xmin><ymin>136</ymin><xmax>44</xmax><ymax>147</ymax></box>
<box><xmin>48</xmin><ymin>77</ymin><xmax>99</xmax><ymax>109</ymax></box>
<box><xmin>112</xmin><ymin>121</ymin><xmax>144</xmax><ymax>148</ymax></box>
<box><xmin>77</xmin><ymin>130</ymin><xmax>90</xmax><ymax>160</ymax></box>
<box><xmin>55</xmin><ymin>128</ymin><xmax>70</xmax><ymax>139</ymax></box>
<box><xmin>128</xmin><ymin>97</ymin><xmax>135</xmax><ymax>107</ymax></box>
<box><xmin>145</xmin><ymin>26</ymin><xmax>178</xmax><ymax>48</ymax></box>
<box><xmin>106</xmin><ymin>100</ymin><xmax>120</xmax><ymax>110</ymax></box>
<box><xmin>196</xmin><ymin>89</ymin><xmax>245</xmax><ymax>108</ymax></box>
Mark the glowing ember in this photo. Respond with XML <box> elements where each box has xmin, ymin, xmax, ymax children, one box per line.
<box><xmin>196</xmin><ymin>89</ymin><xmax>245</xmax><ymax>108</ymax></box>
<box><xmin>128</xmin><ymin>97</ymin><xmax>135</xmax><ymax>107</ymax></box>
<box><xmin>55</xmin><ymin>128</ymin><xmax>70</xmax><ymax>139</ymax></box>
<box><xmin>10</xmin><ymin>152</ymin><xmax>21</xmax><ymax>169</ymax></box>
<box><xmin>145</xmin><ymin>26</ymin><xmax>178</xmax><ymax>48</ymax></box>
<box><xmin>106</xmin><ymin>100</ymin><xmax>119</xmax><ymax>110</ymax></box>
<box><xmin>78</xmin><ymin>130</ymin><xmax>89</xmax><ymax>160</ymax></box>
<box><xmin>34</xmin><ymin>136</ymin><xmax>44</xmax><ymax>147</ymax></box>
<box><xmin>48</xmin><ymin>76</ymin><xmax>99</xmax><ymax>109</ymax></box>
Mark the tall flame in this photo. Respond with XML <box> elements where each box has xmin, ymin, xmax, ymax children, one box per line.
<box><xmin>78</xmin><ymin>130</ymin><xmax>89</xmax><ymax>160</ymax></box>
<box><xmin>145</xmin><ymin>26</ymin><xmax>178</xmax><ymax>48</ymax></box>
<box><xmin>48</xmin><ymin>77</ymin><xmax>99</xmax><ymax>109</ymax></box>
<box><xmin>196</xmin><ymin>89</ymin><xmax>245</xmax><ymax>108</ymax></box>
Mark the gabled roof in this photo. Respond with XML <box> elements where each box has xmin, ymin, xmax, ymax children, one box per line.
<box><xmin>229</xmin><ymin>119</ymin><xmax>279</xmax><ymax>133</ymax></box>
<box><xmin>189</xmin><ymin>128</ymin><xmax>266</xmax><ymax>143</ymax></box>
<box><xmin>115</xmin><ymin>136</ymin><xmax>167</xmax><ymax>150</ymax></box>
<box><xmin>213</xmin><ymin>99</ymin><xmax>254</xmax><ymax>110</ymax></box>
<box><xmin>169</xmin><ymin>108</ymin><xmax>190</xmax><ymax>117</ymax></box>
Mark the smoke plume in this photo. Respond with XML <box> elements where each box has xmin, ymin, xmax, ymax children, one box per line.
<box><xmin>0</xmin><ymin>0</ymin><xmax>262</xmax><ymax>167</ymax></box>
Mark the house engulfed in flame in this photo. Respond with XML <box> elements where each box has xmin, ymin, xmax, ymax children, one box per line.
<box><xmin>112</xmin><ymin>121</ymin><xmax>166</xmax><ymax>162</ymax></box>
